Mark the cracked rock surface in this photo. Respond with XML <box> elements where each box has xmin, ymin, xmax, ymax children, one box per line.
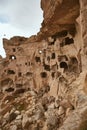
<box><xmin>0</xmin><ymin>0</ymin><xmax>87</xmax><ymax>130</ymax></box>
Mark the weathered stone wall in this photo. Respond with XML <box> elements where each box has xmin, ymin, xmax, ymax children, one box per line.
<box><xmin>79</xmin><ymin>0</ymin><xmax>87</xmax><ymax>71</ymax></box>
<box><xmin>0</xmin><ymin>27</ymin><xmax>81</xmax><ymax>94</ymax></box>
<box><xmin>0</xmin><ymin>0</ymin><xmax>87</xmax><ymax>130</ymax></box>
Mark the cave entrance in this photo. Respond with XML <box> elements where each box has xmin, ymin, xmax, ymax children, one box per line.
<box><xmin>13</xmin><ymin>48</ymin><xmax>16</xmax><ymax>52</ymax></box>
<box><xmin>7</xmin><ymin>70</ymin><xmax>15</xmax><ymax>75</ymax></box>
<box><xmin>35</xmin><ymin>56</ymin><xmax>41</xmax><ymax>62</ymax></box>
<box><xmin>18</xmin><ymin>72</ymin><xmax>22</xmax><ymax>77</ymax></box>
<box><xmin>60</xmin><ymin>37</ymin><xmax>74</xmax><ymax>47</ymax></box>
<box><xmin>52</xmin><ymin>30</ymin><xmax>68</xmax><ymax>39</ymax></box>
<box><xmin>51</xmin><ymin>72</ymin><xmax>55</xmax><ymax>78</ymax></box>
<box><xmin>40</xmin><ymin>72</ymin><xmax>47</xmax><ymax>78</ymax></box>
<box><xmin>51</xmin><ymin>53</ymin><xmax>56</xmax><ymax>59</ymax></box>
<box><xmin>64</xmin><ymin>37</ymin><xmax>74</xmax><ymax>45</ymax></box>
<box><xmin>26</xmin><ymin>72</ymin><xmax>33</xmax><ymax>77</ymax></box>
<box><xmin>60</xmin><ymin>62</ymin><xmax>68</xmax><ymax>71</ymax></box>
<box><xmin>14</xmin><ymin>88</ymin><xmax>25</xmax><ymax>94</ymax></box>
<box><xmin>48</xmin><ymin>41</ymin><xmax>55</xmax><ymax>45</ymax></box>
<box><xmin>5</xmin><ymin>87</ymin><xmax>14</xmax><ymax>92</ymax></box>
<box><xmin>44</xmin><ymin>64</ymin><xmax>50</xmax><ymax>71</ymax></box>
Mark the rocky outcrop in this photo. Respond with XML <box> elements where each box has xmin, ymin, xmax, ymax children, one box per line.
<box><xmin>38</xmin><ymin>0</ymin><xmax>80</xmax><ymax>40</ymax></box>
<box><xmin>0</xmin><ymin>0</ymin><xmax>87</xmax><ymax>130</ymax></box>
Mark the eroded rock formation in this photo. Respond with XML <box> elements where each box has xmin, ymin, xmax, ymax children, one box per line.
<box><xmin>0</xmin><ymin>0</ymin><xmax>87</xmax><ymax>130</ymax></box>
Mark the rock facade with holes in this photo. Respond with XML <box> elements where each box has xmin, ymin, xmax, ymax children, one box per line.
<box><xmin>0</xmin><ymin>0</ymin><xmax>87</xmax><ymax>130</ymax></box>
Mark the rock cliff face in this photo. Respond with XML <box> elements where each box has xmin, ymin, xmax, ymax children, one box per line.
<box><xmin>40</xmin><ymin>0</ymin><xmax>80</xmax><ymax>38</ymax></box>
<box><xmin>0</xmin><ymin>0</ymin><xmax>87</xmax><ymax>130</ymax></box>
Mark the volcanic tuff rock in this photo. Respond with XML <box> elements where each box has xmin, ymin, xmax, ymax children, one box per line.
<box><xmin>0</xmin><ymin>0</ymin><xmax>87</xmax><ymax>130</ymax></box>
<box><xmin>39</xmin><ymin>0</ymin><xmax>80</xmax><ymax>38</ymax></box>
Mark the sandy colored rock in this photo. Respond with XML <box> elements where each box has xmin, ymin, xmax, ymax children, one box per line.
<box><xmin>0</xmin><ymin>0</ymin><xmax>87</xmax><ymax>130</ymax></box>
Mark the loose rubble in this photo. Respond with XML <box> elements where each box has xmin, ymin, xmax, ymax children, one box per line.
<box><xmin>0</xmin><ymin>0</ymin><xmax>87</xmax><ymax>130</ymax></box>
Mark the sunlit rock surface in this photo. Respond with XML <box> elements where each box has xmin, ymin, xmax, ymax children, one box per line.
<box><xmin>0</xmin><ymin>0</ymin><xmax>87</xmax><ymax>130</ymax></box>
